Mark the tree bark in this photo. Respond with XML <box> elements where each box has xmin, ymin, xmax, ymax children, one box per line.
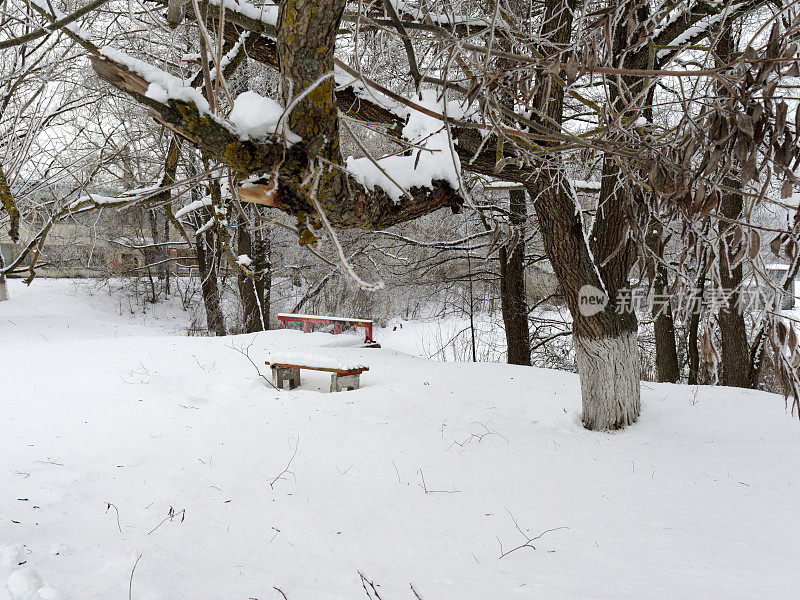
<box><xmin>718</xmin><ymin>191</ymin><xmax>750</xmax><ymax>387</ymax></box>
<box><xmin>148</xmin><ymin>207</ymin><xmax>167</xmax><ymax>288</ymax></box>
<box><xmin>646</xmin><ymin>226</ymin><xmax>680</xmax><ymax>382</ymax></box>
<box><xmin>688</xmin><ymin>254</ymin><xmax>707</xmax><ymax>385</ymax></box>
<box><xmin>195</xmin><ymin>223</ymin><xmax>226</xmax><ymax>336</ymax></box>
<box><xmin>236</xmin><ymin>209</ymin><xmax>269</xmax><ymax>332</ymax></box>
<box><xmin>0</xmin><ymin>247</ymin><xmax>8</xmax><ymax>302</ymax></box>
<box><xmin>499</xmin><ymin>189</ymin><xmax>531</xmax><ymax>365</ymax></box>
<box><xmin>0</xmin><ymin>164</ymin><xmax>20</xmax><ymax>244</ymax></box>
<box><xmin>527</xmin><ymin>0</ymin><xmax>640</xmax><ymax>429</ymax></box>
<box><xmin>277</xmin><ymin>0</ymin><xmax>345</xmax><ymax>162</ymax></box>
<box><xmin>716</xmin><ymin>23</ymin><xmax>751</xmax><ymax>388</ymax></box>
<box><xmin>652</xmin><ymin>271</ymin><xmax>680</xmax><ymax>382</ymax></box>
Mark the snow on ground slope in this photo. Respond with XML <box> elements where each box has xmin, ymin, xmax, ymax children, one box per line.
<box><xmin>1</xmin><ymin>280</ymin><xmax>799</xmax><ymax>599</ymax></box>
<box><xmin>1</xmin><ymin>279</ymin><xmax>193</xmax><ymax>344</ymax></box>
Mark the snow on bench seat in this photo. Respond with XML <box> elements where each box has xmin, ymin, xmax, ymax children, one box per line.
<box><xmin>265</xmin><ymin>352</ymin><xmax>368</xmax><ymax>371</ymax></box>
<box><xmin>276</xmin><ymin>313</ymin><xmax>372</xmax><ymax>323</ymax></box>
<box><xmin>277</xmin><ymin>313</ymin><xmax>376</xmax><ymax>343</ymax></box>
<box><xmin>265</xmin><ymin>352</ymin><xmax>368</xmax><ymax>392</ymax></box>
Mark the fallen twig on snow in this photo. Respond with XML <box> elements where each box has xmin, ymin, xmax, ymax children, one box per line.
<box><xmin>269</xmin><ymin>436</ymin><xmax>299</xmax><ymax>489</ymax></box>
<box><xmin>147</xmin><ymin>506</ymin><xmax>186</xmax><ymax>535</ymax></box>
<box><xmin>129</xmin><ymin>554</ymin><xmax>142</xmax><ymax>600</ymax></box>
<box><xmin>106</xmin><ymin>502</ymin><xmax>122</xmax><ymax>532</ymax></box>
<box><xmin>417</xmin><ymin>468</ymin><xmax>461</xmax><ymax>494</ymax></box>
<box><xmin>497</xmin><ymin>508</ymin><xmax>568</xmax><ymax>558</ymax></box>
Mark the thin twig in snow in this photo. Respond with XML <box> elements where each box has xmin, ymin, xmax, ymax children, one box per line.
<box><xmin>269</xmin><ymin>436</ymin><xmax>299</xmax><ymax>489</ymax></box>
<box><xmin>106</xmin><ymin>502</ymin><xmax>122</xmax><ymax>532</ymax></box>
<box><xmin>358</xmin><ymin>572</ymin><xmax>384</xmax><ymax>600</ymax></box>
<box><xmin>417</xmin><ymin>468</ymin><xmax>461</xmax><ymax>494</ymax></box>
<box><xmin>273</xmin><ymin>587</ymin><xmax>288</xmax><ymax>600</ymax></box>
<box><xmin>129</xmin><ymin>554</ymin><xmax>142</xmax><ymax>600</ymax></box>
<box><xmin>227</xmin><ymin>338</ymin><xmax>278</xmax><ymax>390</ymax></box>
<box><xmin>147</xmin><ymin>506</ymin><xmax>185</xmax><ymax>535</ymax></box>
<box><xmin>497</xmin><ymin>508</ymin><xmax>568</xmax><ymax>558</ymax></box>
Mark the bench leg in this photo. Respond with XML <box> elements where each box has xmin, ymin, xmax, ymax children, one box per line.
<box><xmin>288</xmin><ymin>368</ymin><xmax>301</xmax><ymax>389</ymax></box>
<box><xmin>272</xmin><ymin>366</ymin><xmax>301</xmax><ymax>390</ymax></box>
<box><xmin>330</xmin><ymin>373</ymin><xmax>360</xmax><ymax>392</ymax></box>
<box><xmin>334</xmin><ymin>322</ymin><xmax>342</xmax><ymax>335</ymax></box>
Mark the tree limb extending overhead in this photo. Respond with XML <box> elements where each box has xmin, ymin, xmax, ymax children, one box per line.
<box><xmin>89</xmin><ymin>54</ymin><xmax>463</xmax><ymax>230</ymax></box>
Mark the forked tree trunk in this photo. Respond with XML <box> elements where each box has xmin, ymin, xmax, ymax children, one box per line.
<box><xmin>185</xmin><ymin>155</ymin><xmax>226</xmax><ymax>336</ymax></box>
<box><xmin>261</xmin><ymin>233</ymin><xmax>272</xmax><ymax>327</ymax></box>
<box><xmin>527</xmin><ymin>172</ymin><xmax>641</xmax><ymax>430</ymax></box>
<box><xmin>163</xmin><ymin>206</ymin><xmax>171</xmax><ymax>296</ymax></box>
<box><xmin>499</xmin><ymin>189</ymin><xmax>531</xmax><ymax>365</ymax></box>
<box><xmin>526</xmin><ymin>0</ymin><xmax>641</xmax><ymax>429</ymax></box>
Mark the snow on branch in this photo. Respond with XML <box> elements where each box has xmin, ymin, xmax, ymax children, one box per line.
<box><xmin>389</xmin><ymin>0</ymin><xmax>491</xmax><ymax>27</ymax></box>
<box><xmin>346</xmin><ymin>91</ymin><xmax>467</xmax><ymax>202</ymax></box>
<box><xmin>90</xmin><ymin>53</ymin><xmax>464</xmax><ymax>230</ymax></box>
<box><xmin>207</xmin><ymin>0</ymin><xmax>279</xmax><ymax>29</ymax></box>
<box><xmin>174</xmin><ymin>196</ymin><xmax>213</xmax><ymax>219</ymax></box>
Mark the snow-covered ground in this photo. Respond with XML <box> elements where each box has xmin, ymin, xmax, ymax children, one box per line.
<box><xmin>1</xmin><ymin>279</ymin><xmax>799</xmax><ymax>599</ymax></box>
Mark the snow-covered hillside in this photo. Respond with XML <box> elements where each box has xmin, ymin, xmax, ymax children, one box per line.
<box><xmin>1</xmin><ymin>280</ymin><xmax>798</xmax><ymax>599</ymax></box>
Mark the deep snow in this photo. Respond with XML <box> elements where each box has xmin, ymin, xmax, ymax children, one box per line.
<box><xmin>1</xmin><ymin>279</ymin><xmax>799</xmax><ymax>599</ymax></box>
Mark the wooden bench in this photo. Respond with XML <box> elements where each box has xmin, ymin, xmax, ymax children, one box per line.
<box><xmin>265</xmin><ymin>361</ymin><xmax>369</xmax><ymax>392</ymax></box>
<box><xmin>277</xmin><ymin>313</ymin><xmax>375</xmax><ymax>344</ymax></box>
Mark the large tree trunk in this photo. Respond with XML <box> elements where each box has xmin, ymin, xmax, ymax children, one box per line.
<box><xmin>526</xmin><ymin>0</ymin><xmax>640</xmax><ymax>429</ymax></box>
<box><xmin>527</xmin><ymin>175</ymin><xmax>641</xmax><ymax>429</ymax></box>
<box><xmin>499</xmin><ymin>189</ymin><xmax>531</xmax><ymax>365</ymax></box>
<box><xmin>716</xmin><ymin>24</ymin><xmax>751</xmax><ymax>388</ymax></box>
<box><xmin>573</xmin><ymin>328</ymin><xmax>640</xmax><ymax>429</ymax></box>
<box><xmin>718</xmin><ymin>191</ymin><xmax>750</xmax><ymax>387</ymax></box>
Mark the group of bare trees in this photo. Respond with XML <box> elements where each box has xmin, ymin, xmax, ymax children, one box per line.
<box><xmin>3</xmin><ymin>0</ymin><xmax>800</xmax><ymax>430</ymax></box>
